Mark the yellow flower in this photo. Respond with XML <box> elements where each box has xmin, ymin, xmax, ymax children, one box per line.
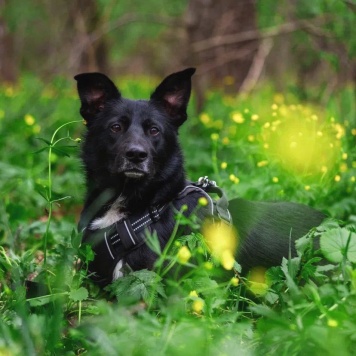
<box><xmin>221</xmin><ymin>250</ymin><xmax>235</xmax><ymax>270</ymax></box>
<box><xmin>273</xmin><ymin>93</ymin><xmax>284</xmax><ymax>104</ymax></box>
<box><xmin>271</xmin><ymin>104</ymin><xmax>278</xmax><ymax>110</ymax></box>
<box><xmin>334</xmin><ymin>123</ymin><xmax>345</xmax><ymax>139</ymax></box>
<box><xmin>229</xmin><ymin>174</ymin><xmax>239</xmax><ymax>184</ymax></box>
<box><xmin>202</xmin><ymin>221</ymin><xmax>237</xmax><ymax>270</ymax></box>
<box><xmin>272</xmin><ymin>177</ymin><xmax>279</xmax><ymax>183</ymax></box>
<box><xmin>351</xmin><ymin>176</ymin><xmax>355</xmax><ymax>182</ymax></box>
<box><xmin>342</xmin><ymin>153</ymin><xmax>348</xmax><ymax>160</ymax></box>
<box><xmin>248</xmin><ymin>135</ymin><xmax>255</xmax><ymax>142</ymax></box>
<box><xmin>231</xmin><ymin>112</ymin><xmax>245</xmax><ymax>124</ymax></box>
<box><xmin>304</xmin><ymin>185</ymin><xmax>311</xmax><ymax>191</ymax></box>
<box><xmin>211</xmin><ymin>133</ymin><xmax>219</xmax><ymax>141</ymax></box>
<box><xmin>24</xmin><ymin>114</ymin><xmax>35</xmax><ymax>126</ymax></box>
<box><xmin>222</xmin><ymin>137</ymin><xmax>230</xmax><ymax>145</ymax></box>
<box><xmin>311</xmin><ymin>114</ymin><xmax>318</xmax><ymax>121</ymax></box>
<box><xmin>327</xmin><ymin>319</ymin><xmax>338</xmax><ymax>327</ymax></box>
<box><xmin>352</xmin><ymin>128</ymin><xmax>356</xmax><ymax>136</ymax></box>
<box><xmin>198</xmin><ymin>197</ymin><xmax>208</xmax><ymax>207</ymax></box>
<box><xmin>251</xmin><ymin>114</ymin><xmax>259</xmax><ymax>121</ymax></box>
<box><xmin>200</xmin><ymin>113</ymin><xmax>211</xmax><ymax>124</ymax></box>
<box><xmin>257</xmin><ymin>160</ymin><xmax>268</xmax><ymax>168</ymax></box>
<box><xmin>221</xmin><ymin>162</ymin><xmax>228</xmax><ymax>170</ymax></box>
<box><xmin>321</xmin><ymin>166</ymin><xmax>328</xmax><ymax>173</ymax></box>
<box><xmin>230</xmin><ymin>277</ymin><xmax>239</xmax><ymax>286</ymax></box>
<box><xmin>189</xmin><ymin>290</ymin><xmax>198</xmax><ymax>298</ymax></box>
<box><xmin>177</xmin><ymin>246</ymin><xmax>191</xmax><ymax>264</ymax></box>
<box><xmin>334</xmin><ymin>175</ymin><xmax>341</xmax><ymax>182</ymax></box>
<box><xmin>192</xmin><ymin>299</ymin><xmax>204</xmax><ymax>313</ymax></box>
<box><xmin>340</xmin><ymin>163</ymin><xmax>347</xmax><ymax>172</ymax></box>
<box><xmin>204</xmin><ymin>261</ymin><xmax>213</xmax><ymax>270</ymax></box>
<box><xmin>263</xmin><ymin>122</ymin><xmax>271</xmax><ymax>128</ymax></box>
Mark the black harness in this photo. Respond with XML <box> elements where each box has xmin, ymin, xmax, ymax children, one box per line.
<box><xmin>79</xmin><ymin>177</ymin><xmax>231</xmax><ymax>286</ymax></box>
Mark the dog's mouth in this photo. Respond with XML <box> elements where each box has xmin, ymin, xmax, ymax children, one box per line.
<box><xmin>123</xmin><ymin>169</ymin><xmax>147</xmax><ymax>179</ymax></box>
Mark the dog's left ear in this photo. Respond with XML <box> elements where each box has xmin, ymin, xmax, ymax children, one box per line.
<box><xmin>150</xmin><ymin>68</ymin><xmax>196</xmax><ymax>126</ymax></box>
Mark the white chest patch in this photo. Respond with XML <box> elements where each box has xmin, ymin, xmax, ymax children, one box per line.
<box><xmin>90</xmin><ymin>196</ymin><xmax>126</xmax><ymax>230</ymax></box>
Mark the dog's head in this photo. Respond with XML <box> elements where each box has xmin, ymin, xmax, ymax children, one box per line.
<box><xmin>75</xmin><ymin>68</ymin><xmax>196</xmax><ymax>188</ymax></box>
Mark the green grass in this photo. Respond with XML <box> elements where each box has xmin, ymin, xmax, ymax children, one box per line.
<box><xmin>0</xmin><ymin>74</ymin><xmax>355</xmax><ymax>355</ymax></box>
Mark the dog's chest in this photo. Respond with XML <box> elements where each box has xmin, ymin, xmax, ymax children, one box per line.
<box><xmin>90</xmin><ymin>196</ymin><xmax>126</xmax><ymax>230</ymax></box>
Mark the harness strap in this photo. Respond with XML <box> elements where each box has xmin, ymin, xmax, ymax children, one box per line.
<box><xmin>114</xmin><ymin>203</ymin><xmax>167</xmax><ymax>250</ymax></box>
<box><xmin>81</xmin><ymin>177</ymin><xmax>231</xmax><ymax>286</ymax></box>
<box><xmin>112</xmin><ymin>184</ymin><xmax>210</xmax><ymax>252</ymax></box>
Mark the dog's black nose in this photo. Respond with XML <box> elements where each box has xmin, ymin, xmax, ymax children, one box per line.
<box><xmin>125</xmin><ymin>146</ymin><xmax>148</xmax><ymax>163</ymax></box>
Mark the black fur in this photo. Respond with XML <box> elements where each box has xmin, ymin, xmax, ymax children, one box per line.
<box><xmin>75</xmin><ymin>68</ymin><xmax>325</xmax><ymax>280</ymax></box>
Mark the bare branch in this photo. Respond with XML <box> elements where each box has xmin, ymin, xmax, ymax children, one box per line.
<box><xmin>198</xmin><ymin>45</ymin><xmax>255</xmax><ymax>75</ymax></box>
<box><xmin>192</xmin><ymin>16</ymin><xmax>333</xmax><ymax>53</ymax></box>
<box><xmin>239</xmin><ymin>38</ymin><xmax>274</xmax><ymax>93</ymax></box>
<box><xmin>89</xmin><ymin>13</ymin><xmax>181</xmax><ymax>44</ymax></box>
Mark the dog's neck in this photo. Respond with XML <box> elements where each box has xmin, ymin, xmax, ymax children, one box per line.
<box><xmin>83</xmin><ymin>165</ymin><xmax>186</xmax><ymax>229</ymax></box>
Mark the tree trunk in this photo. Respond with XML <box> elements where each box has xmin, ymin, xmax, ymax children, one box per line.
<box><xmin>184</xmin><ymin>0</ymin><xmax>259</xmax><ymax>107</ymax></box>
<box><xmin>68</xmin><ymin>0</ymin><xmax>109</xmax><ymax>74</ymax></box>
<box><xmin>0</xmin><ymin>0</ymin><xmax>17</xmax><ymax>83</ymax></box>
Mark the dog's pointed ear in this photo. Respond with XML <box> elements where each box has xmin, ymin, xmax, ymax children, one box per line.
<box><xmin>150</xmin><ymin>68</ymin><xmax>196</xmax><ymax>126</ymax></box>
<box><xmin>74</xmin><ymin>73</ymin><xmax>121</xmax><ymax>123</ymax></box>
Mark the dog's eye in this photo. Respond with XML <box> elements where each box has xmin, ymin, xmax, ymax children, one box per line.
<box><xmin>110</xmin><ymin>124</ymin><xmax>122</xmax><ymax>133</ymax></box>
<box><xmin>149</xmin><ymin>127</ymin><xmax>160</xmax><ymax>136</ymax></box>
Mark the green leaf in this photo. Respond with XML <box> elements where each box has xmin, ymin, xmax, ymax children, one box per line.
<box><xmin>27</xmin><ymin>293</ymin><xmax>65</xmax><ymax>307</ymax></box>
<box><xmin>145</xmin><ymin>230</ymin><xmax>161</xmax><ymax>254</ymax></box>
<box><xmin>35</xmin><ymin>183</ymin><xmax>49</xmax><ymax>201</ymax></box>
<box><xmin>71</xmin><ymin>229</ymin><xmax>82</xmax><ymax>250</ymax></box>
<box><xmin>109</xmin><ymin>269</ymin><xmax>166</xmax><ymax>303</ymax></box>
<box><xmin>316</xmin><ymin>218</ymin><xmax>342</xmax><ymax>232</ymax></box>
<box><xmin>36</xmin><ymin>137</ymin><xmax>52</xmax><ymax>146</ymax></box>
<box><xmin>320</xmin><ymin>228</ymin><xmax>356</xmax><ymax>263</ymax></box>
<box><xmin>51</xmin><ymin>145</ymin><xmax>77</xmax><ymax>157</ymax></box>
<box><xmin>69</xmin><ymin>287</ymin><xmax>88</xmax><ymax>302</ymax></box>
<box><xmin>33</xmin><ymin>146</ymin><xmax>50</xmax><ymax>154</ymax></box>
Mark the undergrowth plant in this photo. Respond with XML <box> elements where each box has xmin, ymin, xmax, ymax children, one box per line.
<box><xmin>0</xmin><ymin>76</ymin><xmax>355</xmax><ymax>355</ymax></box>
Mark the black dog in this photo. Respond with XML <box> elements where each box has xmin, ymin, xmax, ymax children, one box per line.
<box><xmin>75</xmin><ymin>68</ymin><xmax>325</xmax><ymax>286</ymax></box>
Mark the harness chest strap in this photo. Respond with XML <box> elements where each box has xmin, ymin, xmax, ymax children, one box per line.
<box><xmin>111</xmin><ymin>180</ymin><xmax>231</xmax><ymax>254</ymax></box>
<box><xmin>111</xmin><ymin>184</ymin><xmax>213</xmax><ymax>253</ymax></box>
<box><xmin>81</xmin><ymin>178</ymin><xmax>231</xmax><ymax>285</ymax></box>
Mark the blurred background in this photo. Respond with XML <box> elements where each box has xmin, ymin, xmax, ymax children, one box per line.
<box><xmin>1</xmin><ymin>0</ymin><xmax>355</xmax><ymax>106</ymax></box>
<box><xmin>0</xmin><ymin>0</ymin><xmax>355</xmax><ymax>227</ymax></box>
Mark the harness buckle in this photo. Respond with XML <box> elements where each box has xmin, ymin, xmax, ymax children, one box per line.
<box><xmin>197</xmin><ymin>176</ymin><xmax>217</xmax><ymax>189</ymax></box>
<box><xmin>149</xmin><ymin>206</ymin><xmax>161</xmax><ymax>222</ymax></box>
